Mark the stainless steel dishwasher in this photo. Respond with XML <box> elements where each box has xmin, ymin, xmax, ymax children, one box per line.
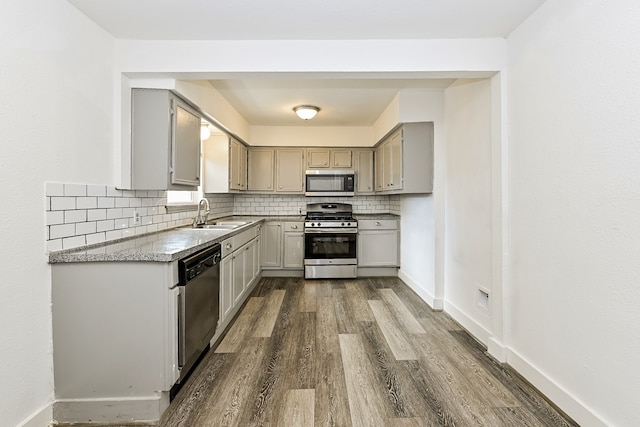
<box><xmin>177</xmin><ymin>243</ymin><xmax>221</xmax><ymax>382</ymax></box>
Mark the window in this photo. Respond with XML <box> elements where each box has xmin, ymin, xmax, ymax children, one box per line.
<box><xmin>167</xmin><ymin>187</ymin><xmax>203</xmax><ymax>205</ymax></box>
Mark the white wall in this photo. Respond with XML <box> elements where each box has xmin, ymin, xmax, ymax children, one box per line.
<box><xmin>507</xmin><ymin>1</ymin><xmax>640</xmax><ymax>426</ymax></box>
<box><xmin>250</xmin><ymin>126</ymin><xmax>373</xmax><ymax>147</ymax></box>
<box><xmin>0</xmin><ymin>1</ymin><xmax>116</xmax><ymax>425</ymax></box>
<box><xmin>442</xmin><ymin>79</ymin><xmax>494</xmax><ymax>341</ymax></box>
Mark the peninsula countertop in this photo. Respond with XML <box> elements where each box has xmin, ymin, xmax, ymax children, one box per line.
<box><xmin>48</xmin><ymin>217</ymin><xmax>266</xmax><ymax>264</ymax></box>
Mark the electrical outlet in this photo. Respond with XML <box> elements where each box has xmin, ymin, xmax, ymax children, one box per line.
<box><xmin>133</xmin><ymin>211</ymin><xmax>141</xmax><ymax>225</ymax></box>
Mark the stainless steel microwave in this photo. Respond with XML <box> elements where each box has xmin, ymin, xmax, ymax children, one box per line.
<box><xmin>305</xmin><ymin>170</ymin><xmax>355</xmax><ymax>196</ymax></box>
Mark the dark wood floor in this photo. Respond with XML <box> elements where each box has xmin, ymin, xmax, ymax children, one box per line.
<box><xmin>159</xmin><ymin>277</ymin><xmax>577</xmax><ymax>426</ymax></box>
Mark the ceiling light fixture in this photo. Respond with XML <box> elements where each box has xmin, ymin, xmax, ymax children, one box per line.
<box><xmin>293</xmin><ymin>105</ymin><xmax>320</xmax><ymax>120</ymax></box>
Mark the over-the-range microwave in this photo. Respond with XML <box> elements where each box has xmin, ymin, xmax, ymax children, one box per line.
<box><xmin>305</xmin><ymin>169</ymin><xmax>355</xmax><ymax>197</ymax></box>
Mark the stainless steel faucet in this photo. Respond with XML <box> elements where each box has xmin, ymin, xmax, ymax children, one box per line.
<box><xmin>192</xmin><ymin>198</ymin><xmax>210</xmax><ymax>227</ymax></box>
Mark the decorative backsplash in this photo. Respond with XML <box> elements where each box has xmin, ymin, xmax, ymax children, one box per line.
<box><xmin>232</xmin><ymin>194</ymin><xmax>401</xmax><ymax>216</ymax></box>
<box><xmin>44</xmin><ymin>183</ymin><xmax>234</xmax><ymax>252</ymax></box>
<box><xmin>45</xmin><ymin>182</ymin><xmax>400</xmax><ymax>252</ymax></box>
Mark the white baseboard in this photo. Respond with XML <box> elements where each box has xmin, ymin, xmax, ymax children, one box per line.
<box><xmin>487</xmin><ymin>336</ymin><xmax>507</xmax><ymax>363</ymax></box>
<box><xmin>19</xmin><ymin>401</ymin><xmax>53</xmax><ymax>427</ymax></box>
<box><xmin>397</xmin><ymin>270</ymin><xmax>443</xmax><ymax>310</ymax></box>
<box><xmin>507</xmin><ymin>348</ymin><xmax>610</xmax><ymax>427</ymax></box>
<box><xmin>52</xmin><ymin>394</ymin><xmax>169</xmax><ymax>424</ymax></box>
<box><xmin>443</xmin><ymin>300</ymin><xmax>491</xmax><ymax>345</ymax></box>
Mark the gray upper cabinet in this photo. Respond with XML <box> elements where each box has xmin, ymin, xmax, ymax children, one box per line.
<box><xmin>248</xmin><ymin>148</ymin><xmax>275</xmax><ymax>192</ymax></box>
<box><xmin>306</xmin><ymin>148</ymin><xmax>352</xmax><ymax>169</ymax></box>
<box><xmin>131</xmin><ymin>89</ymin><xmax>202</xmax><ymax>190</ymax></box>
<box><xmin>374</xmin><ymin>122</ymin><xmax>434</xmax><ymax>194</ymax></box>
<box><xmin>202</xmin><ymin>134</ymin><xmax>247</xmax><ymax>193</ymax></box>
<box><xmin>276</xmin><ymin>148</ymin><xmax>304</xmax><ymax>192</ymax></box>
<box><xmin>354</xmin><ymin>149</ymin><xmax>374</xmax><ymax>194</ymax></box>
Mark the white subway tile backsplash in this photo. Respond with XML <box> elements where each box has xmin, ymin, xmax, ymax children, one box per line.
<box><xmin>47</xmin><ymin>239</ymin><xmax>63</xmax><ymax>252</ymax></box>
<box><xmin>64</xmin><ymin>210</ymin><xmax>87</xmax><ymax>224</ymax></box>
<box><xmin>46</xmin><ymin>211</ymin><xmax>64</xmax><ymax>226</ymax></box>
<box><xmin>97</xmin><ymin>197</ymin><xmax>115</xmax><ymax>209</ymax></box>
<box><xmin>50</xmin><ymin>224</ymin><xmax>76</xmax><ymax>239</ymax></box>
<box><xmin>87</xmin><ymin>209</ymin><xmax>107</xmax><ymax>221</ymax></box>
<box><xmin>76</xmin><ymin>222</ymin><xmax>97</xmax><ymax>235</ymax></box>
<box><xmin>96</xmin><ymin>220</ymin><xmax>115</xmax><ymax>232</ymax></box>
<box><xmin>77</xmin><ymin>197</ymin><xmax>98</xmax><ymax>209</ymax></box>
<box><xmin>107</xmin><ymin>187</ymin><xmax>122</xmax><ymax>197</ymax></box>
<box><xmin>46</xmin><ymin>182</ymin><xmax>64</xmax><ymax>197</ymax></box>
<box><xmin>115</xmin><ymin>198</ymin><xmax>130</xmax><ymax>208</ymax></box>
<box><xmin>106</xmin><ymin>208</ymin><xmax>123</xmax><ymax>220</ymax></box>
<box><xmin>46</xmin><ymin>183</ymin><xmax>395</xmax><ymax>254</ymax></box>
<box><xmin>51</xmin><ymin>197</ymin><xmax>76</xmax><ymax>211</ymax></box>
<box><xmin>63</xmin><ymin>236</ymin><xmax>87</xmax><ymax>250</ymax></box>
<box><xmin>87</xmin><ymin>185</ymin><xmax>106</xmax><ymax>197</ymax></box>
<box><xmin>64</xmin><ymin>184</ymin><xmax>87</xmax><ymax>197</ymax></box>
<box><xmin>86</xmin><ymin>232</ymin><xmax>106</xmax><ymax>245</ymax></box>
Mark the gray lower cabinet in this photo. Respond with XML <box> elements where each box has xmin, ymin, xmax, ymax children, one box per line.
<box><xmin>357</xmin><ymin>219</ymin><xmax>399</xmax><ymax>267</ymax></box>
<box><xmin>261</xmin><ymin>222</ymin><xmax>282</xmax><ymax>267</ymax></box>
<box><xmin>51</xmin><ymin>261</ymin><xmax>180</xmax><ymax>422</ymax></box>
<box><xmin>283</xmin><ymin>222</ymin><xmax>304</xmax><ymax>268</ymax></box>
<box><xmin>261</xmin><ymin>220</ymin><xmax>304</xmax><ymax>271</ymax></box>
<box><xmin>221</xmin><ymin>225</ymin><xmax>261</xmax><ymax>318</ymax></box>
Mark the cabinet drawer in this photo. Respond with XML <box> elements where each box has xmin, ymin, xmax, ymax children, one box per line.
<box><xmin>284</xmin><ymin>221</ymin><xmax>303</xmax><ymax>232</ymax></box>
<box><xmin>358</xmin><ymin>219</ymin><xmax>398</xmax><ymax>230</ymax></box>
<box><xmin>233</xmin><ymin>226</ymin><xmax>257</xmax><ymax>249</ymax></box>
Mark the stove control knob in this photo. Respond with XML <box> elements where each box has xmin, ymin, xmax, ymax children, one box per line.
<box><xmin>347</xmin><ymin>222</ymin><xmax>351</xmax><ymax>226</ymax></box>
<box><xmin>310</xmin><ymin>223</ymin><xmax>315</xmax><ymax>227</ymax></box>
<box><xmin>318</xmin><ymin>223</ymin><xmax>321</xmax><ymax>227</ymax></box>
<box><xmin>341</xmin><ymin>222</ymin><xmax>345</xmax><ymax>226</ymax></box>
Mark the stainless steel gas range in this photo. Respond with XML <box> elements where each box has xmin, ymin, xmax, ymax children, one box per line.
<box><xmin>304</xmin><ymin>203</ymin><xmax>358</xmax><ymax>279</ymax></box>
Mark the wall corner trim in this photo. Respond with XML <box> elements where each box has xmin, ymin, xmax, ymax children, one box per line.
<box><xmin>398</xmin><ymin>270</ymin><xmax>443</xmax><ymax>310</ymax></box>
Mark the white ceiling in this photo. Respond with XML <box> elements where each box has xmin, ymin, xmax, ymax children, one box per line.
<box><xmin>67</xmin><ymin>0</ymin><xmax>545</xmax><ymax>126</ymax></box>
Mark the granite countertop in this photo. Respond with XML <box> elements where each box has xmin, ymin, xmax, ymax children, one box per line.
<box><xmin>48</xmin><ymin>218</ymin><xmax>265</xmax><ymax>264</ymax></box>
<box><xmin>353</xmin><ymin>213</ymin><xmax>401</xmax><ymax>220</ymax></box>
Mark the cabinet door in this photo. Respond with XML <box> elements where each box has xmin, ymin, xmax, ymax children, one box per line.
<box><xmin>240</xmin><ymin>144</ymin><xmax>248</xmax><ymax>190</ymax></box>
<box><xmin>331</xmin><ymin>149</ymin><xmax>352</xmax><ymax>168</ymax></box>
<box><xmin>243</xmin><ymin>240</ymin><xmax>255</xmax><ymax>291</ymax></box>
<box><xmin>261</xmin><ymin>222</ymin><xmax>282</xmax><ymax>268</ymax></box>
<box><xmin>389</xmin><ymin>130</ymin><xmax>403</xmax><ymax>190</ymax></box>
<box><xmin>382</xmin><ymin>142</ymin><xmax>392</xmax><ymax>189</ymax></box>
<box><xmin>357</xmin><ymin>230</ymin><xmax>399</xmax><ymax>267</ymax></box>
<box><xmin>248</xmin><ymin>149</ymin><xmax>275</xmax><ymax>191</ymax></box>
<box><xmin>374</xmin><ymin>146</ymin><xmax>384</xmax><ymax>191</ymax></box>
<box><xmin>171</xmin><ymin>99</ymin><xmax>201</xmax><ymax>186</ymax></box>
<box><xmin>220</xmin><ymin>255</ymin><xmax>233</xmax><ymax>322</ymax></box>
<box><xmin>232</xmin><ymin>249</ymin><xmax>245</xmax><ymax>305</ymax></box>
<box><xmin>283</xmin><ymin>232</ymin><xmax>304</xmax><ymax>268</ymax></box>
<box><xmin>355</xmin><ymin>150</ymin><xmax>374</xmax><ymax>194</ymax></box>
<box><xmin>307</xmin><ymin>149</ymin><xmax>330</xmax><ymax>168</ymax></box>
<box><xmin>276</xmin><ymin>149</ymin><xmax>304</xmax><ymax>192</ymax></box>
<box><xmin>253</xmin><ymin>236</ymin><xmax>261</xmax><ymax>279</ymax></box>
<box><xmin>229</xmin><ymin>138</ymin><xmax>242</xmax><ymax>190</ymax></box>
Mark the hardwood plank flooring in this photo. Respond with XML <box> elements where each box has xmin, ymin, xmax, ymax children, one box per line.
<box><xmin>120</xmin><ymin>277</ymin><xmax>577</xmax><ymax>426</ymax></box>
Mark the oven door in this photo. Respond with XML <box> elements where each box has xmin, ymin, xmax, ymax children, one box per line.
<box><xmin>304</xmin><ymin>228</ymin><xmax>357</xmax><ymax>265</ymax></box>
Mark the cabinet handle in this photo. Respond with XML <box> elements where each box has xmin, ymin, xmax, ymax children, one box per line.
<box><xmin>291</xmin><ymin>225</ymin><xmax>298</xmax><ymax>229</ymax></box>
<box><xmin>279</xmin><ymin>186</ymin><xmax>282</xmax><ymax>189</ymax></box>
<box><xmin>226</xmin><ymin>243</ymin><xmax>232</xmax><ymax>249</ymax></box>
<box><xmin>375</xmin><ymin>221</ymin><xmax>381</xmax><ymax>226</ymax></box>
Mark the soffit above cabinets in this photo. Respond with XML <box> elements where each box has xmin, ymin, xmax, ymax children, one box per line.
<box><xmin>207</xmin><ymin>78</ymin><xmax>456</xmax><ymax>127</ymax></box>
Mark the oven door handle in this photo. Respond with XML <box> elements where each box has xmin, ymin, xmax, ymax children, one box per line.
<box><xmin>304</xmin><ymin>228</ymin><xmax>358</xmax><ymax>234</ymax></box>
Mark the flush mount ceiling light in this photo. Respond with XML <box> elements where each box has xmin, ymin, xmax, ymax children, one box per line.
<box><xmin>293</xmin><ymin>105</ymin><xmax>320</xmax><ymax>120</ymax></box>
